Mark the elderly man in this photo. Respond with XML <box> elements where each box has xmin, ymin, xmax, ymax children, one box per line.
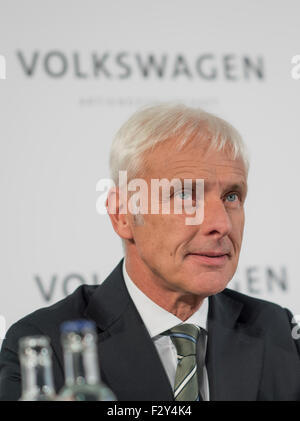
<box><xmin>1</xmin><ymin>103</ymin><xmax>300</xmax><ymax>401</ymax></box>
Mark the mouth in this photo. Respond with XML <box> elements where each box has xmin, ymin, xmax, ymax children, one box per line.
<box><xmin>186</xmin><ymin>252</ymin><xmax>230</xmax><ymax>266</ymax></box>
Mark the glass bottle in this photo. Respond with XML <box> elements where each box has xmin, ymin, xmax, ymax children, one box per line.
<box><xmin>19</xmin><ymin>335</ymin><xmax>56</xmax><ymax>401</ymax></box>
<box><xmin>58</xmin><ymin>319</ymin><xmax>116</xmax><ymax>401</ymax></box>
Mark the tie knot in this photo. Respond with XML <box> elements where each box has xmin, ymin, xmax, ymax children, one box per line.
<box><xmin>164</xmin><ymin>324</ymin><xmax>200</xmax><ymax>357</ymax></box>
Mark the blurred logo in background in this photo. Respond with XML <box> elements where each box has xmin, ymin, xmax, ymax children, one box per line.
<box><xmin>34</xmin><ymin>273</ymin><xmax>100</xmax><ymax>302</ymax></box>
<box><xmin>15</xmin><ymin>50</ymin><xmax>265</xmax><ymax>81</ymax></box>
<box><xmin>33</xmin><ymin>265</ymin><xmax>288</xmax><ymax>303</ymax></box>
<box><xmin>226</xmin><ymin>265</ymin><xmax>288</xmax><ymax>296</ymax></box>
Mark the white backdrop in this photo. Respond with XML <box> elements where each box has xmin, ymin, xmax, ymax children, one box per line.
<box><xmin>1</xmin><ymin>0</ymin><xmax>300</xmax><ymax>342</ymax></box>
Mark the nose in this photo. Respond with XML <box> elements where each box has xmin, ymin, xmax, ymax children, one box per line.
<box><xmin>200</xmin><ymin>196</ymin><xmax>232</xmax><ymax>238</ymax></box>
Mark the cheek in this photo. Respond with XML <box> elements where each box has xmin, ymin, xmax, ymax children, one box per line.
<box><xmin>231</xmin><ymin>211</ymin><xmax>245</xmax><ymax>245</ymax></box>
<box><xmin>132</xmin><ymin>215</ymin><xmax>187</xmax><ymax>255</ymax></box>
<box><xmin>131</xmin><ymin>216</ymin><xmax>166</xmax><ymax>251</ymax></box>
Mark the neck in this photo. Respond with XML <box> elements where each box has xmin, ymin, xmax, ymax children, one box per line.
<box><xmin>124</xmin><ymin>254</ymin><xmax>204</xmax><ymax>321</ymax></box>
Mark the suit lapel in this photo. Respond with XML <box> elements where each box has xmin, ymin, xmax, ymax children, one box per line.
<box><xmin>84</xmin><ymin>260</ymin><xmax>264</xmax><ymax>400</ymax></box>
<box><xmin>84</xmin><ymin>259</ymin><xmax>173</xmax><ymax>401</ymax></box>
<box><xmin>206</xmin><ymin>292</ymin><xmax>264</xmax><ymax>401</ymax></box>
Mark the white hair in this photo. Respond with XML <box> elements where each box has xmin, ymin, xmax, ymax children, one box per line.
<box><xmin>109</xmin><ymin>103</ymin><xmax>249</xmax><ymax>185</ymax></box>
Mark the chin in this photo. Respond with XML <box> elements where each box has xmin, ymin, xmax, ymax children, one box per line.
<box><xmin>187</xmin><ymin>274</ymin><xmax>232</xmax><ymax>297</ymax></box>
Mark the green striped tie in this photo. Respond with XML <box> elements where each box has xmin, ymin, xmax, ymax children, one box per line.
<box><xmin>164</xmin><ymin>324</ymin><xmax>201</xmax><ymax>401</ymax></box>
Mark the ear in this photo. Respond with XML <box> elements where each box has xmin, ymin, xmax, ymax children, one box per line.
<box><xmin>106</xmin><ymin>186</ymin><xmax>133</xmax><ymax>240</ymax></box>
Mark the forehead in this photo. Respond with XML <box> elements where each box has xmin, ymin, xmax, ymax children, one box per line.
<box><xmin>143</xmin><ymin>138</ymin><xmax>247</xmax><ymax>183</ymax></box>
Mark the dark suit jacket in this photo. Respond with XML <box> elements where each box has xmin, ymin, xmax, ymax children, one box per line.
<box><xmin>1</xmin><ymin>258</ymin><xmax>300</xmax><ymax>401</ymax></box>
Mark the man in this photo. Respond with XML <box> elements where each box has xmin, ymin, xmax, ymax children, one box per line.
<box><xmin>1</xmin><ymin>103</ymin><xmax>300</xmax><ymax>401</ymax></box>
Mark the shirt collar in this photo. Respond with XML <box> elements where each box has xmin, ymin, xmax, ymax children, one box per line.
<box><xmin>122</xmin><ymin>259</ymin><xmax>209</xmax><ymax>339</ymax></box>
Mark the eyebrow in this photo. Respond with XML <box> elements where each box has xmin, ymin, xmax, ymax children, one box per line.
<box><xmin>175</xmin><ymin>178</ymin><xmax>248</xmax><ymax>195</ymax></box>
<box><xmin>224</xmin><ymin>182</ymin><xmax>247</xmax><ymax>194</ymax></box>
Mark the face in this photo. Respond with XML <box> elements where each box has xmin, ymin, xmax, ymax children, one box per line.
<box><xmin>123</xmin><ymin>138</ymin><xmax>248</xmax><ymax>299</ymax></box>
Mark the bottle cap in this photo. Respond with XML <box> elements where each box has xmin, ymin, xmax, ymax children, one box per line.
<box><xmin>60</xmin><ymin>319</ymin><xmax>96</xmax><ymax>333</ymax></box>
<box><xmin>19</xmin><ymin>335</ymin><xmax>51</xmax><ymax>350</ymax></box>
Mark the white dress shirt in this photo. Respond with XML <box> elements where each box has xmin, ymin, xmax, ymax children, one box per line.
<box><xmin>122</xmin><ymin>260</ymin><xmax>210</xmax><ymax>400</ymax></box>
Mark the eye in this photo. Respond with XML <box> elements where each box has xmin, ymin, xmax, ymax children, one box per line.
<box><xmin>226</xmin><ymin>193</ymin><xmax>238</xmax><ymax>202</ymax></box>
<box><xmin>224</xmin><ymin>192</ymin><xmax>241</xmax><ymax>206</ymax></box>
<box><xmin>175</xmin><ymin>190</ymin><xmax>193</xmax><ymax>200</ymax></box>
